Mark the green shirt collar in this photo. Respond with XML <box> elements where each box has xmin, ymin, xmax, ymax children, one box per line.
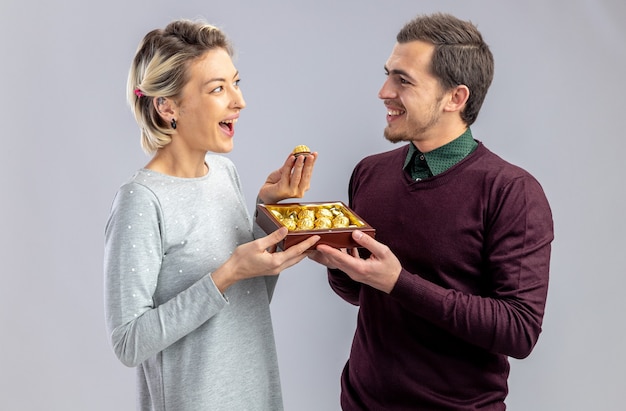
<box><xmin>404</xmin><ymin>128</ymin><xmax>477</xmax><ymax>178</ymax></box>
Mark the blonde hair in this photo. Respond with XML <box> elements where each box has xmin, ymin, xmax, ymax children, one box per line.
<box><xmin>127</xmin><ymin>19</ymin><xmax>233</xmax><ymax>153</ymax></box>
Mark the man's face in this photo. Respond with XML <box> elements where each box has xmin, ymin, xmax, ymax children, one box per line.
<box><xmin>379</xmin><ymin>41</ymin><xmax>447</xmax><ymax>146</ymax></box>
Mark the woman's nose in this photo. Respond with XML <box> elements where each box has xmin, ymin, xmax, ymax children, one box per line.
<box><xmin>233</xmin><ymin>89</ymin><xmax>246</xmax><ymax>110</ymax></box>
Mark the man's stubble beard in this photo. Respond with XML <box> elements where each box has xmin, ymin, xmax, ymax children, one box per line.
<box><xmin>384</xmin><ymin>127</ymin><xmax>411</xmax><ymax>144</ymax></box>
<box><xmin>383</xmin><ymin>95</ymin><xmax>444</xmax><ymax>144</ymax></box>
<box><xmin>383</xmin><ymin>108</ymin><xmax>442</xmax><ymax>144</ymax></box>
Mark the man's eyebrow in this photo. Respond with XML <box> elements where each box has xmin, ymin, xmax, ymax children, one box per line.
<box><xmin>384</xmin><ymin>65</ymin><xmax>414</xmax><ymax>81</ymax></box>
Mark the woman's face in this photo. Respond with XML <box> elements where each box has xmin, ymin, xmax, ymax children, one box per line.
<box><xmin>174</xmin><ymin>48</ymin><xmax>246</xmax><ymax>154</ymax></box>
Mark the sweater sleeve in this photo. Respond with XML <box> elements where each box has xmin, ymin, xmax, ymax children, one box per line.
<box><xmin>104</xmin><ymin>183</ymin><xmax>228</xmax><ymax>367</ymax></box>
<box><xmin>390</xmin><ymin>175</ymin><xmax>553</xmax><ymax>359</ymax></box>
<box><xmin>328</xmin><ymin>268</ymin><xmax>362</xmax><ymax>305</ymax></box>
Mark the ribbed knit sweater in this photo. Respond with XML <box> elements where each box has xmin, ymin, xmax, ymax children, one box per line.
<box><xmin>329</xmin><ymin>142</ymin><xmax>553</xmax><ymax>410</ymax></box>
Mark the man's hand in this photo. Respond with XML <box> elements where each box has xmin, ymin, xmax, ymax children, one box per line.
<box><xmin>311</xmin><ymin>230</ymin><xmax>401</xmax><ymax>294</ymax></box>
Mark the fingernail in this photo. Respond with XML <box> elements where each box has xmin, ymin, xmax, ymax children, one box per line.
<box><xmin>353</xmin><ymin>230</ymin><xmax>363</xmax><ymax>240</ymax></box>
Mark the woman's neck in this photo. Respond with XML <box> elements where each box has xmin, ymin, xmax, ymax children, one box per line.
<box><xmin>145</xmin><ymin>148</ymin><xmax>208</xmax><ymax>178</ymax></box>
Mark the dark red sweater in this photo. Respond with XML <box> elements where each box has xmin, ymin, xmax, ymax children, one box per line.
<box><xmin>329</xmin><ymin>143</ymin><xmax>553</xmax><ymax>410</ymax></box>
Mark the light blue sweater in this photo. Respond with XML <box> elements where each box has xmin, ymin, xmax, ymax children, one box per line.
<box><xmin>104</xmin><ymin>154</ymin><xmax>282</xmax><ymax>410</ymax></box>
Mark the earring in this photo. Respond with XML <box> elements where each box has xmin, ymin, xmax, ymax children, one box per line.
<box><xmin>170</xmin><ymin>119</ymin><xmax>177</xmax><ymax>129</ymax></box>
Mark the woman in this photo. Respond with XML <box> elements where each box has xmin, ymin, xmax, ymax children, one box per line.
<box><xmin>104</xmin><ymin>19</ymin><xmax>319</xmax><ymax>410</ymax></box>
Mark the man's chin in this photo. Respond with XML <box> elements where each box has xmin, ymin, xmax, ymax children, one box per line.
<box><xmin>384</xmin><ymin>128</ymin><xmax>409</xmax><ymax>144</ymax></box>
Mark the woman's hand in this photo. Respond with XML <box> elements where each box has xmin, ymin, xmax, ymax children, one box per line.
<box><xmin>211</xmin><ymin>227</ymin><xmax>320</xmax><ymax>292</ymax></box>
<box><xmin>257</xmin><ymin>152</ymin><xmax>318</xmax><ymax>204</ymax></box>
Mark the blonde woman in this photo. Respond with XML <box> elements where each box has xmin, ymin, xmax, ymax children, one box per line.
<box><xmin>104</xmin><ymin>19</ymin><xmax>319</xmax><ymax>410</ymax></box>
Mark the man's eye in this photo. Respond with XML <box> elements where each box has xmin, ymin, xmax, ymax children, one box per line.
<box><xmin>399</xmin><ymin>78</ymin><xmax>409</xmax><ymax>84</ymax></box>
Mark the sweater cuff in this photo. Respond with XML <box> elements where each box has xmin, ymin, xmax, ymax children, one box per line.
<box><xmin>206</xmin><ymin>272</ymin><xmax>230</xmax><ymax>304</ymax></box>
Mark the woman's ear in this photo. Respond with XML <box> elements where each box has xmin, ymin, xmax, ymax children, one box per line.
<box><xmin>153</xmin><ymin>97</ymin><xmax>176</xmax><ymax>122</ymax></box>
<box><xmin>444</xmin><ymin>85</ymin><xmax>470</xmax><ymax>113</ymax></box>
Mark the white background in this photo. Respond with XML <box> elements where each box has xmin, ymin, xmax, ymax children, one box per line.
<box><xmin>1</xmin><ymin>0</ymin><xmax>624</xmax><ymax>410</ymax></box>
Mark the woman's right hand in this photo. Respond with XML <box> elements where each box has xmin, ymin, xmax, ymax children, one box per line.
<box><xmin>257</xmin><ymin>151</ymin><xmax>318</xmax><ymax>204</ymax></box>
<box><xmin>211</xmin><ymin>227</ymin><xmax>320</xmax><ymax>292</ymax></box>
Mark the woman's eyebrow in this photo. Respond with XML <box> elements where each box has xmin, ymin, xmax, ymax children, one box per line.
<box><xmin>203</xmin><ymin>71</ymin><xmax>240</xmax><ymax>86</ymax></box>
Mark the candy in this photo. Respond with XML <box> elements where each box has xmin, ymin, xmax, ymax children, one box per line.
<box><xmin>297</xmin><ymin>208</ymin><xmax>315</xmax><ymax>220</ymax></box>
<box><xmin>314</xmin><ymin>217</ymin><xmax>333</xmax><ymax>229</ymax></box>
<box><xmin>332</xmin><ymin>215</ymin><xmax>350</xmax><ymax>228</ymax></box>
<box><xmin>292</xmin><ymin>144</ymin><xmax>311</xmax><ymax>157</ymax></box>
<box><xmin>269</xmin><ymin>204</ymin><xmax>357</xmax><ymax>232</ymax></box>
<box><xmin>315</xmin><ymin>208</ymin><xmax>333</xmax><ymax>219</ymax></box>
<box><xmin>296</xmin><ymin>217</ymin><xmax>315</xmax><ymax>230</ymax></box>
<box><xmin>282</xmin><ymin>218</ymin><xmax>297</xmax><ymax>231</ymax></box>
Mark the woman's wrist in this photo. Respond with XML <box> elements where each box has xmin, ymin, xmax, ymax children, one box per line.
<box><xmin>210</xmin><ymin>260</ymin><xmax>239</xmax><ymax>293</ymax></box>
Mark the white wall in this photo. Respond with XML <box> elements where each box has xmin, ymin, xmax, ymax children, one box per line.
<box><xmin>1</xmin><ymin>0</ymin><xmax>624</xmax><ymax>409</ymax></box>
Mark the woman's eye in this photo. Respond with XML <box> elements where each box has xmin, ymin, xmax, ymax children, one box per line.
<box><xmin>211</xmin><ymin>86</ymin><xmax>224</xmax><ymax>93</ymax></box>
<box><xmin>234</xmin><ymin>79</ymin><xmax>241</xmax><ymax>87</ymax></box>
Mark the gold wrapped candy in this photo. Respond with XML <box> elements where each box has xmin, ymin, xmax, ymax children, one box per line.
<box><xmin>297</xmin><ymin>208</ymin><xmax>315</xmax><ymax>220</ymax></box>
<box><xmin>292</xmin><ymin>144</ymin><xmax>311</xmax><ymax>157</ymax></box>
<box><xmin>315</xmin><ymin>208</ymin><xmax>333</xmax><ymax>219</ymax></box>
<box><xmin>267</xmin><ymin>203</ymin><xmax>362</xmax><ymax>232</ymax></box>
<box><xmin>296</xmin><ymin>217</ymin><xmax>315</xmax><ymax>230</ymax></box>
<box><xmin>282</xmin><ymin>218</ymin><xmax>297</xmax><ymax>231</ymax></box>
<box><xmin>332</xmin><ymin>215</ymin><xmax>350</xmax><ymax>228</ymax></box>
<box><xmin>314</xmin><ymin>217</ymin><xmax>333</xmax><ymax>229</ymax></box>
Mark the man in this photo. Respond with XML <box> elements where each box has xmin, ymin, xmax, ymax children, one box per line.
<box><xmin>310</xmin><ymin>13</ymin><xmax>553</xmax><ymax>410</ymax></box>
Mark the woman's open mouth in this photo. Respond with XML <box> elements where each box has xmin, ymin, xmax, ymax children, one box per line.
<box><xmin>219</xmin><ymin>119</ymin><xmax>237</xmax><ymax>134</ymax></box>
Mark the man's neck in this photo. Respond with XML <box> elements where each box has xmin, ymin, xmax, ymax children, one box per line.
<box><xmin>413</xmin><ymin>123</ymin><xmax>468</xmax><ymax>153</ymax></box>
